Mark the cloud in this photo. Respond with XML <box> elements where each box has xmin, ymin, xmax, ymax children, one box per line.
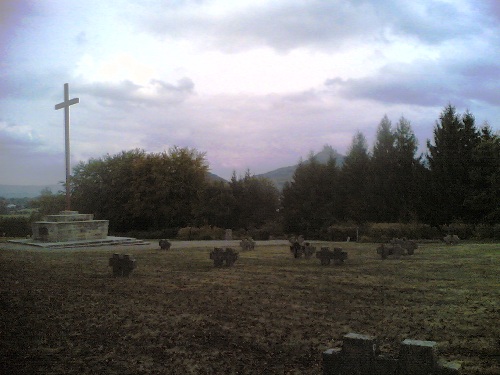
<box><xmin>0</xmin><ymin>121</ymin><xmax>65</xmax><ymax>185</ymax></box>
<box><xmin>75</xmin><ymin>78</ymin><xmax>195</xmax><ymax>107</ymax></box>
<box><xmin>325</xmin><ymin>56</ymin><xmax>500</xmax><ymax>107</ymax></box>
<box><xmin>0</xmin><ymin>0</ymin><xmax>34</xmax><ymax>49</ymax></box>
<box><xmin>1</xmin><ymin>0</ymin><xmax>498</xmax><ymax>185</ymax></box>
<box><xmin>134</xmin><ymin>0</ymin><xmax>492</xmax><ymax>52</ymax></box>
<box><xmin>0</xmin><ymin>69</ymin><xmax>64</xmax><ymax>100</ymax></box>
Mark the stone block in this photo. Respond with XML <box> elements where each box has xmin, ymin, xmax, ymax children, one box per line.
<box><xmin>159</xmin><ymin>239</ymin><xmax>171</xmax><ymax>250</ymax></box>
<box><xmin>316</xmin><ymin>247</ymin><xmax>348</xmax><ymax>265</ymax></box>
<box><xmin>322</xmin><ymin>348</ymin><xmax>342</xmax><ymax>375</ymax></box>
<box><xmin>32</xmin><ymin>211</ymin><xmax>109</xmax><ymax>242</ymax></box>
<box><xmin>109</xmin><ymin>254</ymin><xmax>136</xmax><ymax>277</ymax></box>
<box><xmin>437</xmin><ymin>359</ymin><xmax>462</xmax><ymax>374</ymax></box>
<box><xmin>374</xmin><ymin>355</ymin><xmax>399</xmax><ymax>375</ymax></box>
<box><xmin>322</xmin><ymin>334</ymin><xmax>461</xmax><ymax>375</ymax></box>
<box><xmin>210</xmin><ymin>247</ymin><xmax>238</xmax><ymax>267</ymax></box>
<box><xmin>342</xmin><ymin>333</ymin><xmax>377</xmax><ymax>373</ymax></box>
<box><xmin>398</xmin><ymin>339</ymin><xmax>438</xmax><ymax>375</ymax></box>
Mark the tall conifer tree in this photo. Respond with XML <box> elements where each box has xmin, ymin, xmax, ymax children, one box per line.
<box><xmin>426</xmin><ymin>105</ymin><xmax>480</xmax><ymax>224</ymax></box>
<box><xmin>340</xmin><ymin>131</ymin><xmax>371</xmax><ymax>223</ymax></box>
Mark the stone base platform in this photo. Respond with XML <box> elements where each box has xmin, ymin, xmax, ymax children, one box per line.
<box><xmin>9</xmin><ymin>236</ymin><xmax>150</xmax><ymax>249</ymax></box>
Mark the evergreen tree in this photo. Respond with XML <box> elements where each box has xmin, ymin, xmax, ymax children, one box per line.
<box><xmin>370</xmin><ymin>115</ymin><xmax>397</xmax><ymax>221</ymax></box>
<box><xmin>465</xmin><ymin>125</ymin><xmax>500</xmax><ymax>223</ymax></box>
<box><xmin>229</xmin><ymin>171</ymin><xmax>280</xmax><ymax>230</ymax></box>
<box><xmin>194</xmin><ymin>180</ymin><xmax>236</xmax><ymax>228</ymax></box>
<box><xmin>393</xmin><ymin>116</ymin><xmax>424</xmax><ymax>221</ymax></box>
<box><xmin>426</xmin><ymin>105</ymin><xmax>481</xmax><ymax>224</ymax></box>
<box><xmin>339</xmin><ymin>131</ymin><xmax>371</xmax><ymax>223</ymax></box>
<box><xmin>281</xmin><ymin>154</ymin><xmax>341</xmax><ymax>237</ymax></box>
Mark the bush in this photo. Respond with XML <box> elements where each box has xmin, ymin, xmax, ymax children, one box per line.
<box><xmin>441</xmin><ymin>222</ymin><xmax>474</xmax><ymax>240</ymax></box>
<box><xmin>0</xmin><ymin>217</ymin><xmax>31</xmax><ymax>237</ymax></box>
<box><xmin>494</xmin><ymin>224</ymin><xmax>500</xmax><ymax>241</ymax></box>
<box><xmin>327</xmin><ymin>225</ymin><xmax>360</xmax><ymax>241</ymax></box>
<box><xmin>125</xmin><ymin>228</ymin><xmax>178</xmax><ymax>239</ymax></box>
<box><xmin>176</xmin><ymin>226</ymin><xmax>225</xmax><ymax>240</ymax></box>
<box><xmin>474</xmin><ymin>224</ymin><xmax>494</xmax><ymax>240</ymax></box>
<box><xmin>257</xmin><ymin>220</ymin><xmax>284</xmax><ymax>239</ymax></box>
<box><xmin>474</xmin><ymin>224</ymin><xmax>500</xmax><ymax>241</ymax></box>
<box><xmin>361</xmin><ymin>223</ymin><xmax>440</xmax><ymax>242</ymax></box>
<box><xmin>246</xmin><ymin>228</ymin><xmax>270</xmax><ymax>241</ymax></box>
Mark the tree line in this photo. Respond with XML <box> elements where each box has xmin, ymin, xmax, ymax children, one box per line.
<box><xmin>29</xmin><ymin>104</ymin><xmax>498</xmax><ymax>239</ymax></box>
<box><xmin>282</xmin><ymin>105</ymin><xmax>499</xmax><ymax>237</ymax></box>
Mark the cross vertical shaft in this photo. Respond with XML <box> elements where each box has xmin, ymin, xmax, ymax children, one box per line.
<box><xmin>55</xmin><ymin>83</ymin><xmax>79</xmax><ymax>211</ymax></box>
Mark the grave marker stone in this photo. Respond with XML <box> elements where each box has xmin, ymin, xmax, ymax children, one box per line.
<box><xmin>316</xmin><ymin>247</ymin><xmax>348</xmax><ymax>265</ymax></box>
<box><xmin>109</xmin><ymin>254</ymin><xmax>136</xmax><ymax>277</ymax></box>
<box><xmin>323</xmin><ymin>333</ymin><xmax>462</xmax><ymax>375</ymax></box>
<box><xmin>159</xmin><ymin>239</ymin><xmax>171</xmax><ymax>250</ymax></box>
<box><xmin>210</xmin><ymin>247</ymin><xmax>238</xmax><ymax>267</ymax></box>
<box><xmin>240</xmin><ymin>238</ymin><xmax>255</xmax><ymax>251</ymax></box>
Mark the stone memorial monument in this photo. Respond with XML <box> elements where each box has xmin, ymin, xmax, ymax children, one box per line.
<box><xmin>11</xmin><ymin>83</ymin><xmax>146</xmax><ymax>248</ymax></box>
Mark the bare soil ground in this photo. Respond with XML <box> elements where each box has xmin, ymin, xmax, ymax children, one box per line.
<box><xmin>0</xmin><ymin>240</ymin><xmax>498</xmax><ymax>374</ymax></box>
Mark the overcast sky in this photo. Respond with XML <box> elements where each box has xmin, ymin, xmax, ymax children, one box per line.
<box><xmin>1</xmin><ymin>0</ymin><xmax>499</xmax><ymax>185</ymax></box>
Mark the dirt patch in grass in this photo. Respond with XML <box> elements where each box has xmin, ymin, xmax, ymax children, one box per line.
<box><xmin>0</xmin><ymin>241</ymin><xmax>498</xmax><ymax>374</ymax></box>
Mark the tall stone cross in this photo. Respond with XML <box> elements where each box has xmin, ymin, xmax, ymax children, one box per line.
<box><xmin>55</xmin><ymin>83</ymin><xmax>79</xmax><ymax>211</ymax></box>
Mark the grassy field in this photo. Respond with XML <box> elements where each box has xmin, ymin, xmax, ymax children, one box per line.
<box><xmin>0</xmin><ymin>241</ymin><xmax>498</xmax><ymax>374</ymax></box>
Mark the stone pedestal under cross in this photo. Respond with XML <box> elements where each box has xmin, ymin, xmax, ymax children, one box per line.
<box><xmin>55</xmin><ymin>83</ymin><xmax>79</xmax><ymax>211</ymax></box>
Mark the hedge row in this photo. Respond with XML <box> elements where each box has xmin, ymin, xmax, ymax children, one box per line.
<box><xmin>0</xmin><ymin>217</ymin><xmax>31</xmax><ymax>237</ymax></box>
<box><xmin>3</xmin><ymin>217</ymin><xmax>498</xmax><ymax>242</ymax></box>
<box><xmin>136</xmin><ymin>223</ymin><xmax>500</xmax><ymax>242</ymax></box>
<box><xmin>328</xmin><ymin>222</ymin><xmax>500</xmax><ymax>242</ymax></box>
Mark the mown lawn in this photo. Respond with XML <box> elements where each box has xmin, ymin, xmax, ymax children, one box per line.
<box><xmin>0</xmin><ymin>241</ymin><xmax>498</xmax><ymax>374</ymax></box>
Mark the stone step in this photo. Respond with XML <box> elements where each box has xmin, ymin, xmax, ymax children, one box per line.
<box><xmin>9</xmin><ymin>237</ymin><xmax>150</xmax><ymax>249</ymax></box>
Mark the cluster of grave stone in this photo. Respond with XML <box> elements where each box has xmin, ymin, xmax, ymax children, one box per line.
<box><xmin>209</xmin><ymin>247</ymin><xmax>239</xmax><ymax>267</ymax></box>
<box><xmin>323</xmin><ymin>333</ymin><xmax>461</xmax><ymax>375</ymax></box>
<box><xmin>289</xmin><ymin>236</ymin><xmax>315</xmax><ymax>259</ymax></box>
<box><xmin>289</xmin><ymin>236</ymin><xmax>348</xmax><ymax>265</ymax></box>
<box><xmin>376</xmin><ymin>238</ymin><xmax>418</xmax><ymax>259</ymax></box>
<box><xmin>316</xmin><ymin>247</ymin><xmax>348</xmax><ymax>265</ymax></box>
<box><xmin>240</xmin><ymin>237</ymin><xmax>255</xmax><ymax>251</ymax></box>
<box><xmin>111</xmin><ymin>234</ymin><xmax>429</xmax><ymax>276</ymax></box>
<box><xmin>108</xmin><ymin>254</ymin><xmax>136</xmax><ymax>277</ymax></box>
<box><xmin>290</xmin><ymin>241</ymin><xmax>317</xmax><ymax>259</ymax></box>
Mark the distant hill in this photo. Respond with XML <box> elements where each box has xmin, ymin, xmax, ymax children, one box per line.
<box><xmin>257</xmin><ymin>145</ymin><xmax>345</xmax><ymax>190</ymax></box>
<box><xmin>0</xmin><ymin>185</ymin><xmax>61</xmax><ymax>199</ymax></box>
<box><xmin>256</xmin><ymin>165</ymin><xmax>297</xmax><ymax>190</ymax></box>
<box><xmin>207</xmin><ymin>172</ymin><xmax>227</xmax><ymax>183</ymax></box>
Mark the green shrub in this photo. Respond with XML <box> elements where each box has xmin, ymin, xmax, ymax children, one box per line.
<box><xmin>0</xmin><ymin>217</ymin><xmax>31</xmax><ymax>237</ymax></box>
<box><xmin>361</xmin><ymin>222</ymin><xmax>440</xmax><ymax>242</ymax></box>
<box><xmin>247</xmin><ymin>228</ymin><xmax>270</xmax><ymax>241</ymax></box>
<box><xmin>125</xmin><ymin>228</ymin><xmax>178</xmax><ymax>239</ymax></box>
<box><xmin>441</xmin><ymin>222</ymin><xmax>474</xmax><ymax>240</ymax></box>
<box><xmin>176</xmin><ymin>226</ymin><xmax>225</xmax><ymax>240</ymax></box>
<box><xmin>327</xmin><ymin>225</ymin><xmax>360</xmax><ymax>241</ymax></box>
<box><xmin>474</xmin><ymin>224</ymin><xmax>493</xmax><ymax>240</ymax></box>
<box><xmin>255</xmin><ymin>220</ymin><xmax>284</xmax><ymax>239</ymax></box>
<box><xmin>494</xmin><ymin>224</ymin><xmax>500</xmax><ymax>240</ymax></box>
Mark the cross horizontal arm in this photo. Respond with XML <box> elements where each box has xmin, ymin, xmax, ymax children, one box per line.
<box><xmin>55</xmin><ymin>97</ymin><xmax>80</xmax><ymax>110</ymax></box>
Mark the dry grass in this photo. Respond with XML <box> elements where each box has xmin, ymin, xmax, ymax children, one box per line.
<box><xmin>0</xmin><ymin>241</ymin><xmax>498</xmax><ymax>374</ymax></box>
